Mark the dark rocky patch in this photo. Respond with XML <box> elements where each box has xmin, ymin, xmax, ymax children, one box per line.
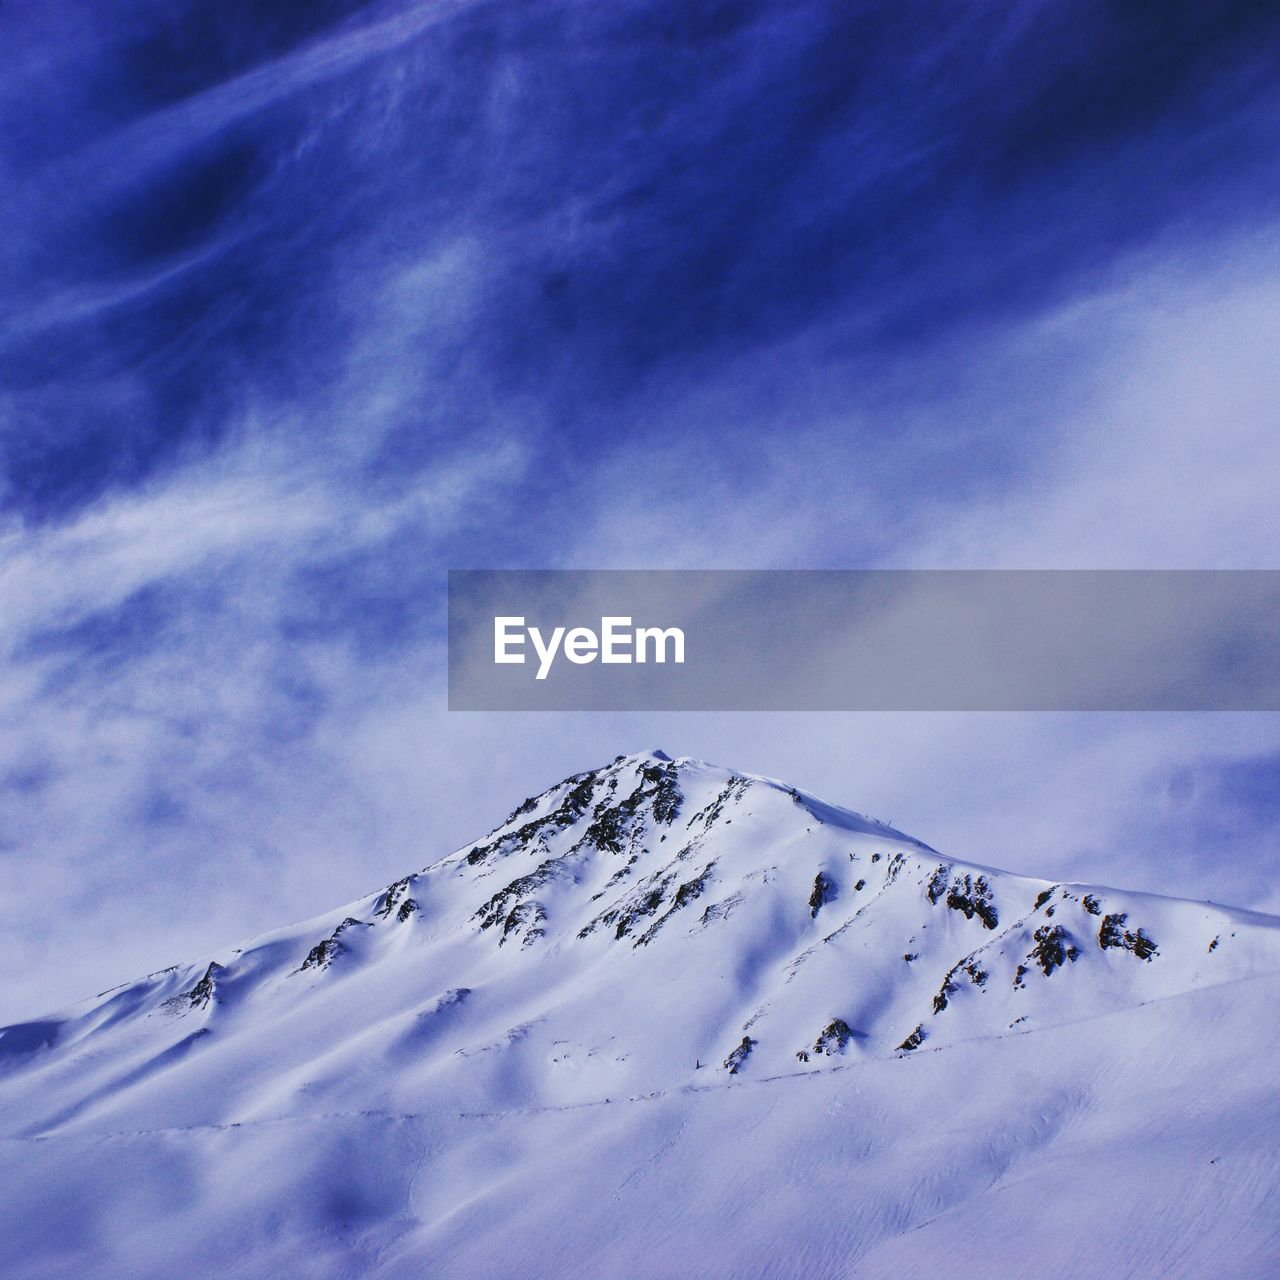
<box><xmin>601</xmin><ymin>854</ymin><xmax>641</xmax><ymax>891</ymax></box>
<box><xmin>583</xmin><ymin>804</ymin><xmax>630</xmax><ymax>855</ymax></box>
<box><xmin>579</xmin><ymin>870</ymin><xmax>673</xmax><ymax>941</ymax></box>
<box><xmin>1083</xmin><ymin>894</ymin><xmax>1102</xmax><ymax>916</ymax></box>
<box><xmin>646</xmin><ymin>761</ymin><xmax>682</xmax><ymax>825</ymax></box>
<box><xmin>376</xmin><ymin>877</ymin><xmax>417</xmax><ymax>921</ymax></box>
<box><xmin>1033</xmin><ymin>888</ymin><xmax>1054</xmax><ymax>910</ymax></box>
<box><xmin>615</xmin><ymin>888</ymin><xmax>667</xmax><ymax>939</ymax></box>
<box><xmin>812</xmin><ymin>1018</ymin><xmax>854</xmax><ymax>1055</ymax></box>
<box><xmin>301</xmin><ymin>936</ymin><xmax>337</xmax><ymax>972</ymax></box>
<box><xmin>635</xmin><ymin>864</ymin><xmax>716</xmax><ymax>946</ymax></box>
<box><xmin>579</xmin><ymin>841</ymin><xmax>709</xmax><ymax>942</ymax></box>
<box><xmin>809</xmin><ymin>872</ymin><xmax>837</xmax><ymax>918</ymax></box>
<box><xmin>927</xmin><ymin>865</ymin><xmax>952</xmax><ymax>904</ymax></box>
<box><xmin>897</xmin><ymin>1025</ymin><xmax>925</xmax><ymax>1053</ymax></box>
<box><xmin>581</xmin><ymin>761</ymin><xmax>681</xmax><ymax>855</ymax></box>
<box><xmin>1028</xmin><ymin>924</ymin><xmax>1079</xmax><ymax>977</ymax></box>
<box><xmin>498</xmin><ymin>901</ymin><xmax>547</xmax><ymax>948</ymax></box>
<box><xmin>698</xmin><ymin>892</ymin><xmax>743</xmax><ymax>927</ymax></box>
<box><xmin>672</xmin><ymin>869</ymin><xmax>711</xmax><ymax>910</ymax></box>
<box><xmin>932</xmin><ymin>958</ymin><xmax>988</xmax><ymax>1013</ymax></box>
<box><xmin>687</xmin><ymin>777</ymin><xmax>749</xmax><ymax>833</ymax></box>
<box><xmin>724</xmin><ymin>1035</ymin><xmax>756</xmax><ymax>1074</ymax></box>
<box><xmin>465</xmin><ymin>770</ymin><xmax>602</xmax><ymax>868</ymax></box>
<box><xmin>1098</xmin><ymin>913</ymin><xmax>1158</xmax><ymax>960</ymax></box>
<box><xmin>431</xmin><ymin>987</ymin><xmax>471</xmax><ymax>1012</ymax></box>
<box><xmin>883</xmin><ymin>852</ymin><xmax>907</xmax><ymax>885</ymax></box>
<box><xmin>502</xmin><ymin>794</ymin><xmax>541</xmax><ymax>826</ymax></box>
<box><xmin>933</xmin><ymin>872</ymin><xmax>999</xmax><ymax>930</ymax></box>
<box><xmin>188</xmin><ymin>963</ymin><xmax>221</xmax><ymax>1008</ymax></box>
<box><xmin>300</xmin><ymin>918</ymin><xmax>368</xmax><ymax>972</ymax></box>
<box><xmin>476</xmin><ymin>857</ymin><xmax>573</xmax><ymax>934</ymax></box>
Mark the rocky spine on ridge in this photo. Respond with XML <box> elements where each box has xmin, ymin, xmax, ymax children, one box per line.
<box><xmin>162</xmin><ymin>961</ymin><xmax>224</xmax><ymax>1013</ymax></box>
<box><xmin>299</xmin><ymin>918</ymin><xmax>367</xmax><ymax>972</ymax></box>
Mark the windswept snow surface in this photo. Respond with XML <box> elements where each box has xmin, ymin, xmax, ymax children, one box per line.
<box><xmin>2</xmin><ymin>751</ymin><xmax>1278</xmax><ymax>1278</ymax></box>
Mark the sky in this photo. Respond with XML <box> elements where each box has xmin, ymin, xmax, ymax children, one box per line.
<box><xmin>2</xmin><ymin>0</ymin><xmax>1280</xmax><ymax>1022</ymax></box>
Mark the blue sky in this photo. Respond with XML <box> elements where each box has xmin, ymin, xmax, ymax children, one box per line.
<box><xmin>3</xmin><ymin>0</ymin><xmax>1280</xmax><ymax>1021</ymax></box>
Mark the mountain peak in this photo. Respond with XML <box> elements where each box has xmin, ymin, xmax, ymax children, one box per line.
<box><xmin>2</xmin><ymin>751</ymin><xmax>1278</xmax><ymax>1142</ymax></box>
<box><xmin>3</xmin><ymin>750</ymin><xmax>1279</xmax><ymax>1278</ymax></box>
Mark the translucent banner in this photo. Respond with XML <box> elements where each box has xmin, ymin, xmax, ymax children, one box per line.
<box><xmin>448</xmin><ymin>570</ymin><xmax>1280</xmax><ymax>711</ymax></box>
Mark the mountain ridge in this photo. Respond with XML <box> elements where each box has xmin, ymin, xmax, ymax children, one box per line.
<box><xmin>2</xmin><ymin>749</ymin><xmax>1278</xmax><ymax>1279</ymax></box>
<box><xmin>4</xmin><ymin>749</ymin><xmax>1277</xmax><ymax>1128</ymax></box>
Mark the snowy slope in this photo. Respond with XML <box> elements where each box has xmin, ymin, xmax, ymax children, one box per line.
<box><xmin>1</xmin><ymin>750</ymin><xmax>1278</xmax><ymax>1279</ymax></box>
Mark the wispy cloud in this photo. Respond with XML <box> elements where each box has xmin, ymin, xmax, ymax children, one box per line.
<box><xmin>3</xmin><ymin>0</ymin><xmax>1280</xmax><ymax>1021</ymax></box>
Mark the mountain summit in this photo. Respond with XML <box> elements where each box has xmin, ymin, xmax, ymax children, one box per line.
<box><xmin>2</xmin><ymin>751</ymin><xmax>1278</xmax><ymax>1278</ymax></box>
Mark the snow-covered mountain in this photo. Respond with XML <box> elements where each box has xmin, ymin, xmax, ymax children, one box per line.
<box><xmin>2</xmin><ymin>750</ymin><xmax>1278</xmax><ymax>1279</ymax></box>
